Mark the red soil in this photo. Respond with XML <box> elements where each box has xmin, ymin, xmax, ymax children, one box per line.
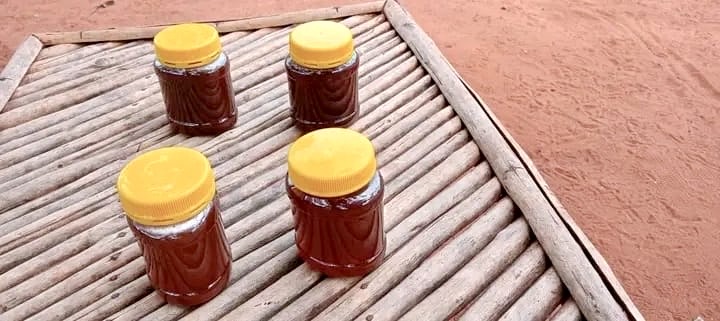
<box><xmin>1</xmin><ymin>0</ymin><xmax>719</xmax><ymax>320</ymax></box>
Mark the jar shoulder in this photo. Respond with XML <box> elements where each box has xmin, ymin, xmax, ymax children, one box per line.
<box><xmin>154</xmin><ymin>52</ymin><xmax>229</xmax><ymax>75</ymax></box>
<box><xmin>285</xmin><ymin>51</ymin><xmax>359</xmax><ymax>76</ymax></box>
<box><xmin>286</xmin><ymin>172</ymin><xmax>383</xmax><ymax>213</ymax></box>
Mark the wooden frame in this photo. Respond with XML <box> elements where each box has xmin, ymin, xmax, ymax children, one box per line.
<box><xmin>0</xmin><ymin>1</ymin><xmax>644</xmax><ymax>320</ymax></box>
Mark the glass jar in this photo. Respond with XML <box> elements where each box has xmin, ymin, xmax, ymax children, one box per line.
<box><xmin>153</xmin><ymin>23</ymin><xmax>237</xmax><ymax>136</ymax></box>
<box><xmin>286</xmin><ymin>128</ymin><xmax>385</xmax><ymax>277</ymax></box>
<box><xmin>285</xmin><ymin>20</ymin><xmax>360</xmax><ymax>132</ymax></box>
<box><xmin>117</xmin><ymin>147</ymin><xmax>232</xmax><ymax>306</ymax></box>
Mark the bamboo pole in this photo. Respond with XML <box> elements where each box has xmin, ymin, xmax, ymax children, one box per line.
<box><xmin>374</xmin><ymin>105</ymin><xmax>453</xmax><ymax>165</ymax></box>
<box><xmin>457</xmin><ymin>243</ymin><xmax>548</xmax><ymax>321</ymax></box>
<box><xmin>27</xmin><ymin>258</ymin><xmax>147</xmax><ymax>321</ymax></box>
<box><xmin>0</xmin><ymin>36</ymin><xmax>42</xmax><ymax>113</ymax></box>
<box><xmin>10</xmin><ymin>44</ymin><xmax>154</xmax><ymax>105</ymax></box>
<box><xmin>367</xmin><ymin>217</ymin><xmax>529</xmax><ymax>321</ymax></box>
<box><xmin>380</xmin><ymin>125</ymin><xmax>466</xmax><ymax>195</ymax></box>
<box><xmin>0</xmin><ymin>74</ymin><xmax>158</xmax><ymax>146</ymax></box>
<box><xmin>0</xmin><ymin>188</ymin><xmax>115</xmax><ymax>254</ymax></box>
<box><xmin>550</xmin><ymin>299</ymin><xmax>584</xmax><ymax>321</ymax></box>
<box><xmin>0</xmin><ymin>214</ymin><xmax>130</xmax><ymax>297</ymax></box>
<box><xmin>18</xmin><ymin>40</ymin><xmax>148</xmax><ymax>91</ymax></box>
<box><xmin>0</xmin><ymin>100</ymin><xmax>164</xmax><ymax>186</ymax></box>
<box><xmin>497</xmin><ymin>267</ymin><xmax>565</xmax><ymax>321</ymax></box>
<box><xmin>34</xmin><ymin>43</ymin><xmax>82</xmax><ymax>61</ymax></box>
<box><xmin>0</xmin><ymin>63</ymin><xmax>153</xmax><ymax>130</ymax></box>
<box><xmin>215</xmin><ymin>1</ymin><xmax>384</xmax><ymax>33</ymax></box>
<box><xmin>0</xmin><ymin>158</ymin><xmax>121</xmax><ymax>231</ymax></box>
<box><xmin>365</xmin><ymin>85</ymin><xmax>439</xmax><ymax>137</ymax></box>
<box><xmin>34</xmin><ymin>23</ymin><xmax>214</xmax><ymax>46</ymax></box>
<box><xmin>28</xmin><ymin>42</ymin><xmax>122</xmax><ymax>73</ymax></box>
<box><xmin>383</xmin><ymin>1</ymin><xmax>631</xmax><ymax>320</ymax></box>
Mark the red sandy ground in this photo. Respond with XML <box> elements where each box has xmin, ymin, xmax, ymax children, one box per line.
<box><xmin>1</xmin><ymin>0</ymin><xmax>719</xmax><ymax>320</ymax></box>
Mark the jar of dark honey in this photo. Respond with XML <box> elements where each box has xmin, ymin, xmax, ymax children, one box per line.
<box><xmin>286</xmin><ymin>128</ymin><xmax>385</xmax><ymax>277</ymax></box>
<box><xmin>117</xmin><ymin>147</ymin><xmax>232</xmax><ymax>306</ymax></box>
<box><xmin>153</xmin><ymin>23</ymin><xmax>237</xmax><ymax>136</ymax></box>
<box><xmin>285</xmin><ymin>20</ymin><xmax>360</xmax><ymax>131</ymax></box>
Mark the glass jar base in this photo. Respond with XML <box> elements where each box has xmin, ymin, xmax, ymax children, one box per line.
<box><xmin>299</xmin><ymin>245</ymin><xmax>385</xmax><ymax>277</ymax></box>
<box><xmin>292</xmin><ymin>111</ymin><xmax>358</xmax><ymax>132</ymax></box>
<box><xmin>170</xmin><ymin>115</ymin><xmax>237</xmax><ymax>136</ymax></box>
<box><xmin>156</xmin><ymin>263</ymin><xmax>231</xmax><ymax>306</ymax></box>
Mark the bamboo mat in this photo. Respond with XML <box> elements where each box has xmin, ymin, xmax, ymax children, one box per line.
<box><xmin>0</xmin><ymin>2</ymin><xmax>642</xmax><ymax>321</ymax></box>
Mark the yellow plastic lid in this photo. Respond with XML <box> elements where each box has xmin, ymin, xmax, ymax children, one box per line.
<box><xmin>289</xmin><ymin>20</ymin><xmax>355</xmax><ymax>69</ymax></box>
<box><xmin>117</xmin><ymin>147</ymin><xmax>216</xmax><ymax>226</ymax></box>
<box><xmin>288</xmin><ymin>128</ymin><xmax>377</xmax><ymax>198</ymax></box>
<box><xmin>153</xmin><ymin>23</ymin><xmax>222</xmax><ymax>68</ymax></box>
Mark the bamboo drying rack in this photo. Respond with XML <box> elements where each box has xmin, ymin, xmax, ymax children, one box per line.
<box><xmin>0</xmin><ymin>1</ymin><xmax>645</xmax><ymax>320</ymax></box>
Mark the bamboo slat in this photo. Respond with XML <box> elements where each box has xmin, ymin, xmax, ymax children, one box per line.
<box><xmin>0</xmin><ymin>1</ymin><xmax>640</xmax><ymax>320</ymax></box>
<box><xmin>550</xmin><ymin>299</ymin><xmax>584</xmax><ymax>321</ymax></box>
<box><xmin>458</xmin><ymin>243</ymin><xmax>548</xmax><ymax>321</ymax></box>
<box><xmin>34</xmin><ymin>43</ymin><xmax>82</xmax><ymax>61</ymax></box>
<box><xmin>496</xmin><ymin>268</ymin><xmax>565</xmax><ymax>321</ymax></box>
<box><xmin>0</xmin><ymin>36</ymin><xmax>42</xmax><ymax>113</ymax></box>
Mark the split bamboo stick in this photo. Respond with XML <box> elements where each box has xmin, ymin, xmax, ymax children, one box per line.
<box><xmin>34</xmin><ymin>43</ymin><xmax>82</xmax><ymax>62</ymax></box>
<box><xmin>214</xmin><ymin>1</ymin><xmax>384</xmax><ymax>33</ymax></box>
<box><xmin>17</xmin><ymin>40</ymin><xmax>150</xmax><ymax>93</ymax></box>
<box><xmin>0</xmin><ymin>101</ymin><xmax>165</xmax><ymax>186</ymax></box>
<box><xmin>71</xmin><ymin>276</ymin><xmax>154</xmax><ymax>321</ymax></box>
<box><xmin>380</xmin><ymin>125</ymin><xmax>466</xmax><ymax>198</ymax></box>
<box><xmin>373</xmin><ymin>104</ymin><xmax>453</xmax><ymax>160</ymax></box>
<box><xmin>10</xmin><ymin>44</ymin><xmax>154</xmax><ymax>106</ymax></box>
<box><xmin>393</xmin><ymin>218</ymin><xmax>531</xmax><ymax>321</ymax></box>
<box><xmin>549</xmin><ymin>299</ymin><xmax>583</xmax><ymax>321</ymax></box>
<box><xmin>0</xmin><ymin>214</ymin><xmax>130</xmax><ymax>298</ymax></box>
<box><xmin>222</xmin><ymin>28</ymin><xmax>278</xmax><ymax>56</ymax></box>
<box><xmin>384</xmin><ymin>142</ymin><xmax>480</xmax><ymax>230</ymax></box>
<box><xmin>0</xmin><ymin>188</ymin><xmax>114</xmax><ymax>254</ymax></box>
<box><xmin>457</xmin><ymin>243</ymin><xmax>548</xmax><ymax>321</ymax></box>
<box><xmin>365</xmin><ymin>85</ymin><xmax>439</xmax><ymax>137</ymax></box>
<box><xmin>497</xmin><ymin>267</ymin><xmax>565</xmax><ymax>321</ymax></box>
<box><xmin>0</xmin><ymin>63</ymin><xmax>153</xmax><ymax>130</ymax></box>
<box><xmin>0</xmin><ymin>158</ymin><xmax>121</xmax><ymax>230</ymax></box>
<box><xmin>269</xmin><ymin>195</ymin><xmax>515</xmax><ymax>321</ymax></box>
<box><xmin>94</xmin><ymin>233</ymin><xmax>295</xmax><ymax>321</ymax></box>
<box><xmin>359</xmin><ymin>47</ymin><xmax>411</xmax><ymax>87</ymax></box>
<box><xmin>0</xmin><ymin>194</ymin><xmax>119</xmax><ymax>272</ymax></box>
<box><xmin>0</xmin><ymin>74</ymin><xmax>158</xmax><ymax>146</ymax></box>
<box><xmin>384</xmin><ymin>1</ymin><xmax>630</xmax><ymax>320</ymax></box>
<box><xmin>27</xmin><ymin>42</ymin><xmax>121</xmax><ymax>74</ymax></box>
<box><xmin>27</xmin><ymin>258</ymin><xmax>147</xmax><ymax>321</ymax></box>
<box><xmin>0</xmin><ymin>36</ymin><xmax>42</xmax><ymax>113</ymax></box>
<box><xmin>34</xmin><ymin>23</ymin><xmax>215</xmax><ymax>46</ymax></box>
